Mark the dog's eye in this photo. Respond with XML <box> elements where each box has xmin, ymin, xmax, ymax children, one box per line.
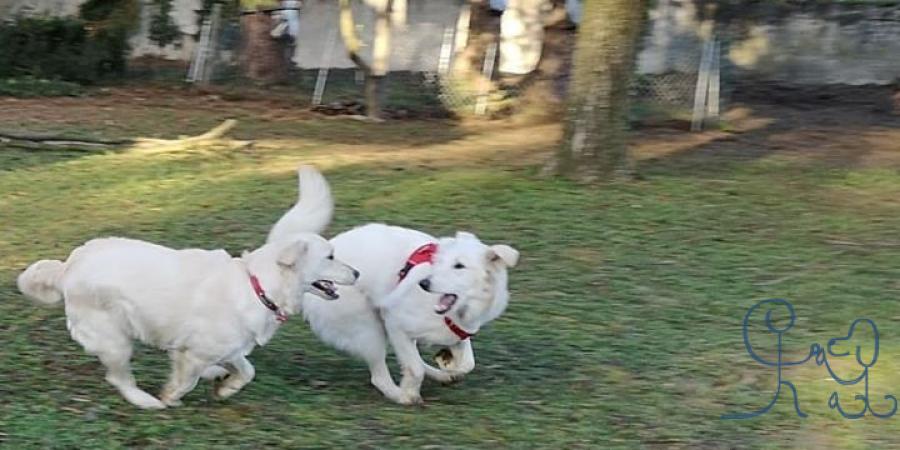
<box><xmin>327</xmin><ymin>254</ymin><xmax>334</xmax><ymax>260</ymax></box>
<box><xmin>453</xmin><ymin>263</ymin><xmax>465</xmax><ymax>269</ymax></box>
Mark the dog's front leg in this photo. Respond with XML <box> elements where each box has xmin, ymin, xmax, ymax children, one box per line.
<box><xmin>425</xmin><ymin>339</ymin><xmax>476</xmax><ymax>383</ymax></box>
<box><xmin>386</xmin><ymin>326</ymin><xmax>425</xmax><ymax>405</ymax></box>
<box><xmin>214</xmin><ymin>356</ymin><xmax>256</xmax><ymax>399</ymax></box>
<box><xmin>159</xmin><ymin>350</ymin><xmax>208</xmax><ymax>407</ymax></box>
<box><xmin>442</xmin><ymin>339</ymin><xmax>475</xmax><ymax>374</ymax></box>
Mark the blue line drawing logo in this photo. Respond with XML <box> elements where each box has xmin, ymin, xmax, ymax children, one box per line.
<box><xmin>721</xmin><ymin>299</ymin><xmax>896</xmax><ymax>420</ymax></box>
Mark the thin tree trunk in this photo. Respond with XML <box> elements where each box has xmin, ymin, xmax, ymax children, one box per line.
<box><xmin>368</xmin><ymin>0</ymin><xmax>392</xmax><ymax>119</ymax></box>
<box><xmin>339</xmin><ymin>0</ymin><xmax>393</xmax><ymax>120</ymax></box>
<box><xmin>339</xmin><ymin>0</ymin><xmax>372</xmax><ymax>73</ymax></box>
<box><xmin>364</xmin><ymin>74</ymin><xmax>387</xmax><ymax>119</ymax></box>
<box><xmin>556</xmin><ymin>0</ymin><xmax>647</xmax><ymax>180</ymax></box>
<box><xmin>499</xmin><ymin>0</ymin><xmax>546</xmax><ymax>75</ymax></box>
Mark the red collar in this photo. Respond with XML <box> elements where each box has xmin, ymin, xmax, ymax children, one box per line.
<box><xmin>398</xmin><ymin>242</ymin><xmax>438</xmax><ymax>281</ymax></box>
<box><xmin>444</xmin><ymin>316</ymin><xmax>475</xmax><ymax>340</ymax></box>
<box><xmin>249</xmin><ymin>274</ymin><xmax>288</xmax><ymax>323</ymax></box>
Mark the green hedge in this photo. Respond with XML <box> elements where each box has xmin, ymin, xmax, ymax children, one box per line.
<box><xmin>0</xmin><ymin>16</ymin><xmax>130</xmax><ymax>84</ymax></box>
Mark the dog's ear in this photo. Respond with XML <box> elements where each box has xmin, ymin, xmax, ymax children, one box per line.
<box><xmin>487</xmin><ymin>244</ymin><xmax>519</xmax><ymax>268</ymax></box>
<box><xmin>277</xmin><ymin>240</ymin><xmax>307</xmax><ymax>268</ymax></box>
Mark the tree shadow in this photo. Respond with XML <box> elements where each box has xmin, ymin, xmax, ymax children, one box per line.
<box><xmin>635</xmin><ymin>102</ymin><xmax>900</xmax><ymax>180</ymax></box>
<box><xmin>0</xmin><ymin>146</ymin><xmax>105</xmax><ymax>173</ymax></box>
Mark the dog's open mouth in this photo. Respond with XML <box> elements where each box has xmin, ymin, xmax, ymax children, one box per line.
<box><xmin>434</xmin><ymin>293</ymin><xmax>458</xmax><ymax>315</ymax></box>
<box><xmin>312</xmin><ymin>280</ymin><xmax>339</xmax><ymax>300</ymax></box>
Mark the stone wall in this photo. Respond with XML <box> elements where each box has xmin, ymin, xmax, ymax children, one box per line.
<box><xmin>5</xmin><ymin>0</ymin><xmax>900</xmax><ymax>85</ymax></box>
<box><xmin>638</xmin><ymin>0</ymin><xmax>900</xmax><ymax>85</ymax></box>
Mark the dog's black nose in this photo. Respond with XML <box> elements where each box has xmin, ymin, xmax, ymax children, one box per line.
<box><xmin>352</xmin><ymin>269</ymin><xmax>360</xmax><ymax>280</ymax></box>
<box><xmin>418</xmin><ymin>278</ymin><xmax>431</xmax><ymax>291</ymax></box>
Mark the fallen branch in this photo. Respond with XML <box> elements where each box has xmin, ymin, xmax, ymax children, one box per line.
<box><xmin>3</xmin><ymin>140</ymin><xmax>115</xmax><ymax>152</ymax></box>
<box><xmin>132</xmin><ymin>119</ymin><xmax>251</xmax><ymax>152</ymax></box>
<box><xmin>1</xmin><ymin>120</ymin><xmax>249</xmax><ymax>153</ymax></box>
<box><xmin>0</xmin><ymin>131</ymin><xmax>133</xmax><ymax>146</ymax></box>
<box><xmin>133</xmin><ymin>119</ymin><xmax>239</xmax><ymax>146</ymax></box>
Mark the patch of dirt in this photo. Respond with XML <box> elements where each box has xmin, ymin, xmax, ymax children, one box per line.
<box><xmin>0</xmin><ymin>86</ymin><xmax>315</xmax><ymax>126</ymax></box>
<box><xmin>2</xmin><ymin>84</ymin><xmax>899</xmax><ymax>173</ymax></box>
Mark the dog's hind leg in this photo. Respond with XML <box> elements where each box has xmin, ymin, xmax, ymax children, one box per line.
<box><xmin>159</xmin><ymin>350</ymin><xmax>207</xmax><ymax>407</ymax></box>
<box><xmin>385</xmin><ymin>326</ymin><xmax>425</xmax><ymax>405</ymax></box>
<box><xmin>96</xmin><ymin>345</ymin><xmax>166</xmax><ymax>409</ymax></box>
<box><xmin>97</xmin><ymin>348</ymin><xmax>166</xmax><ymax>409</ymax></box>
<box><xmin>214</xmin><ymin>356</ymin><xmax>255</xmax><ymax>399</ymax></box>
<box><xmin>366</xmin><ymin>354</ymin><xmax>404</xmax><ymax>403</ymax></box>
<box><xmin>68</xmin><ymin>303</ymin><xmax>165</xmax><ymax>409</ymax></box>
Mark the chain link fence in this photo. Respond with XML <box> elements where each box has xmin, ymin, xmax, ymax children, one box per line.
<box><xmin>631</xmin><ymin>30</ymin><xmax>729</xmax><ymax>129</ymax></box>
<box><xmin>2</xmin><ymin>0</ymin><xmax>728</xmax><ymax>124</ymax></box>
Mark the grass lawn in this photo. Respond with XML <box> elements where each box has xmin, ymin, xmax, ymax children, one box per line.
<box><xmin>1</xmin><ymin>90</ymin><xmax>900</xmax><ymax>448</ymax></box>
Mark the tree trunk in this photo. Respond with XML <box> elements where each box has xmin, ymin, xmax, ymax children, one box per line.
<box><xmin>556</xmin><ymin>0</ymin><xmax>647</xmax><ymax>180</ymax></box>
<box><xmin>365</xmin><ymin>75</ymin><xmax>387</xmax><ymax>119</ymax></box>
<box><xmin>240</xmin><ymin>11</ymin><xmax>291</xmax><ymax>84</ymax></box>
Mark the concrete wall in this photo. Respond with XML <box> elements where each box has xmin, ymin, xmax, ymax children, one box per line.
<box><xmin>3</xmin><ymin>0</ymin><xmax>201</xmax><ymax>60</ymax></box>
<box><xmin>3</xmin><ymin>0</ymin><xmax>460</xmax><ymax>71</ymax></box>
<box><xmin>638</xmin><ymin>0</ymin><xmax>900</xmax><ymax>85</ymax></box>
<box><xmin>6</xmin><ymin>0</ymin><xmax>900</xmax><ymax>84</ymax></box>
<box><xmin>292</xmin><ymin>0</ymin><xmax>462</xmax><ymax>70</ymax></box>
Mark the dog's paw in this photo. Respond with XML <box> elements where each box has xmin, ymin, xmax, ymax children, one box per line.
<box><xmin>397</xmin><ymin>392</ymin><xmax>424</xmax><ymax>406</ymax></box>
<box><xmin>214</xmin><ymin>384</ymin><xmax>241</xmax><ymax>400</ymax></box>
<box><xmin>138</xmin><ymin>399</ymin><xmax>167</xmax><ymax>410</ymax></box>
<box><xmin>159</xmin><ymin>395</ymin><xmax>182</xmax><ymax>408</ymax></box>
<box><xmin>427</xmin><ymin>369</ymin><xmax>465</xmax><ymax>385</ymax></box>
<box><xmin>214</xmin><ymin>376</ymin><xmax>246</xmax><ymax>399</ymax></box>
<box><xmin>444</xmin><ymin>371</ymin><xmax>467</xmax><ymax>385</ymax></box>
<box><xmin>122</xmin><ymin>389</ymin><xmax>166</xmax><ymax>410</ymax></box>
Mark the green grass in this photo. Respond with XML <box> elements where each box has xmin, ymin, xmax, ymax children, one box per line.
<box><xmin>2</xmin><ymin>101</ymin><xmax>900</xmax><ymax>448</ymax></box>
<box><xmin>0</xmin><ymin>77</ymin><xmax>84</xmax><ymax>98</ymax></box>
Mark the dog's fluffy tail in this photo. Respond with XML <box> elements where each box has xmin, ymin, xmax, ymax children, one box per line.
<box><xmin>267</xmin><ymin>165</ymin><xmax>334</xmax><ymax>243</ymax></box>
<box><xmin>17</xmin><ymin>259</ymin><xmax>66</xmax><ymax>306</ymax></box>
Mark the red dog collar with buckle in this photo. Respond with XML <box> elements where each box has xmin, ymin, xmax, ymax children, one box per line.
<box><xmin>444</xmin><ymin>316</ymin><xmax>475</xmax><ymax>340</ymax></box>
<box><xmin>249</xmin><ymin>274</ymin><xmax>288</xmax><ymax>323</ymax></box>
<box><xmin>398</xmin><ymin>243</ymin><xmax>474</xmax><ymax>340</ymax></box>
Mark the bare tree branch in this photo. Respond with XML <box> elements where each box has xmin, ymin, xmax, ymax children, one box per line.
<box><xmin>339</xmin><ymin>0</ymin><xmax>372</xmax><ymax>74</ymax></box>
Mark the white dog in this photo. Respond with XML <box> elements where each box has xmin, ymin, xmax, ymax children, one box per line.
<box><xmin>269</xmin><ymin>168</ymin><xmax>519</xmax><ymax>404</ymax></box>
<box><xmin>17</xmin><ymin>233</ymin><xmax>357</xmax><ymax>409</ymax></box>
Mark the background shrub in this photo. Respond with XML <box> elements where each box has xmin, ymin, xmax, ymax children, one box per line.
<box><xmin>0</xmin><ymin>0</ymin><xmax>137</xmax><ymax>84</ymax></box>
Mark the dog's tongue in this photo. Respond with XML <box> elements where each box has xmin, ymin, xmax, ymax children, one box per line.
<box><xmin>434</xmin><ymin>294</ymin><xmax>457</xmax><ymax>314</ymax></box>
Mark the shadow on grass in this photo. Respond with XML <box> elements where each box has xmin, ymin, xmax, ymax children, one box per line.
<box><xmin>636</xmin><ymin>104</ymin><xmax>900</xmax><ymax>180</ymax></box>
<box><xmin>0</xmin><ymin>146</ymin><xmax>104</xmax><ymax>173</ymax></box>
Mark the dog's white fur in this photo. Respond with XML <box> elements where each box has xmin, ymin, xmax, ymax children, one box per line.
<box><xmin>269</xmin><ymin>168</ymin><xmax>519</xmax><ymax>404</ymax></box>
<box><xmin>18</xmin><ymin>233</ymin><xmax>356</xmax><ymax>409</ymax></box>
